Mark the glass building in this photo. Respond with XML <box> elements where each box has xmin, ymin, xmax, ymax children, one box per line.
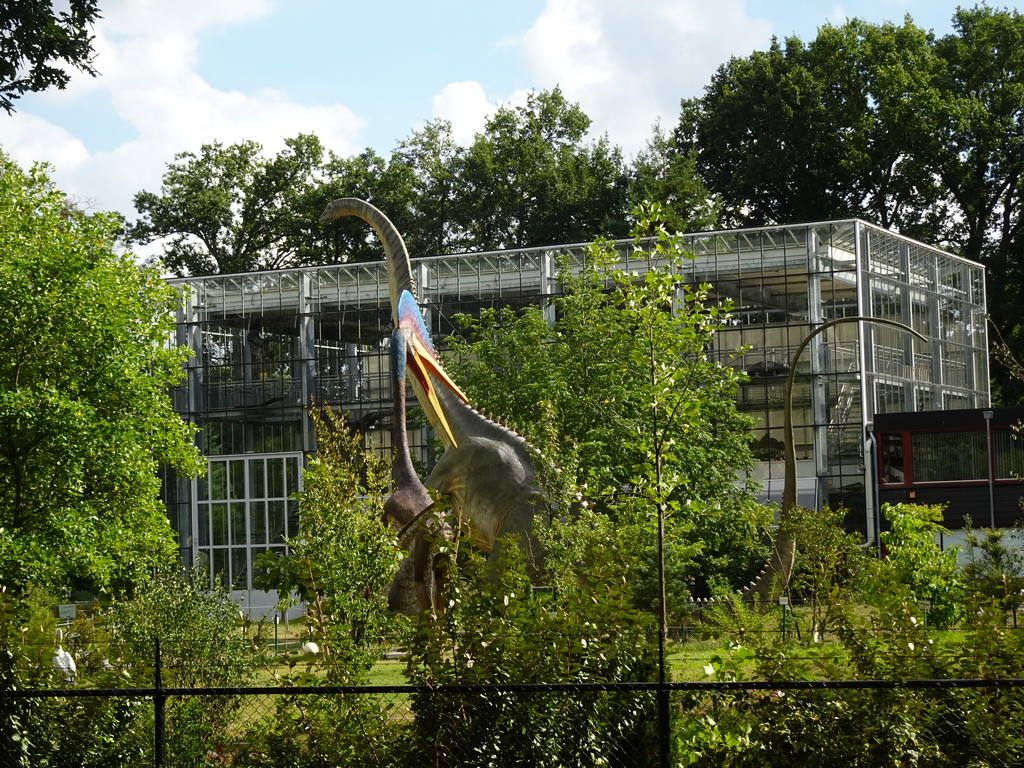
<box><xmin>164</xmin><ymin>219</ymin><xmax>988</xmax><ymax>614</ymax></box>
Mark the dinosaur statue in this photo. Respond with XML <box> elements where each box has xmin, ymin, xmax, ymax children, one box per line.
<box><xmin>739</xmin><ymin>316</ymin><xmax>927</xmax><ymax>604</ymax></box>
<box><xmin>319</xmin><ymin>198</ymin><xmax>544</xmax><ymax>612</ymax></box>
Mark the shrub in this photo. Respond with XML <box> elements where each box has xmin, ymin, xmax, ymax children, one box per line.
<box><xmin>404</xmin><ymin>522</ymin><xmax>659</xmax><ymax>768</ymax></box>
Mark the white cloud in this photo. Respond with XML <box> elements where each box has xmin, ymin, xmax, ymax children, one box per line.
<box><xmin>825</xmin><ymin>4</ymin><xmax>852</xmax><ymax>26</ymax></box>
<box><xmin>430</xmin><ymin>84</ymin><xmax>539</xmax><ymax>147</ymax></box>
<box><xmin>3</xmin><ymin>0</ymin><xmax>364</xmax><ymax>219</ymax></box>
<box><xmin>101</xmin><ymin>0</ymin><xmax>276</xmax><ymax>37</ymax></box>
<box><xmin>521</xmin><ymin>0</ymin><xmax>774</xmax><ymax>156</ymax></box>
<box><xmin>4</xmin><ymin>114</ymin><xmax>91</xmax><ymax>173</ymax></box>
<box><xmin>432</xmin><ymin>81</ymin><xmax>494</xmax><ymax>145</ymax></box>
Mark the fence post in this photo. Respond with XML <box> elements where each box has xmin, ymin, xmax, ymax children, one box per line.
<box><xmin>658</xmin><ymin>684</ymin><xmax>670</xmax><ymax>768</ymax></box>
<box><xmin>154</xmin><ymin>637</ymin><xmax>165</xmax><ymax>768</ymax></box>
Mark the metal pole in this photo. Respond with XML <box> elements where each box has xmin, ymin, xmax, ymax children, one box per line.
<box><xmin>154</xmin><ymin>637</ymin><xmax>165</xmax><ymax>767</ymax></box>
<box><xmin>984</xmin><ymin>409</ymin><xmax>995</xmax><ymax>528</ymax></box>
<box><xmin>657</xmin><ymin>496</ymin><xmax>670</xmax><ymax>768</ymax></box>
<box><xmin>780</xmin><ymin>596</ymin><xmax>789</xmax><ymax>641</ymax></box>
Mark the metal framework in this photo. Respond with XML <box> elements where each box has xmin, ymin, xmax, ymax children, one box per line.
<box><xmin>164</xmin><ymin>219</ymin><xmax>988</xmax><ymax>613</ymax></box>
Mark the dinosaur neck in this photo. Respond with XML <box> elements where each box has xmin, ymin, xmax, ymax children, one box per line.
<box><xmin>389</xmin><ymin>334</ymin><xmax>425</xmax><ymax>527</ymax></box>
<box><xmin>321</xmin><ymin>197</ymin><xmax>417</xmax><ymax>326</ymax></box>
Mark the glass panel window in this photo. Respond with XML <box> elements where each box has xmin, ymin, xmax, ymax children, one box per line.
<box><xmin>211</xmin><ymin>502</ymin><xmax>229</xmax><ymax>545</ymax></box>
<box><xmin>198</xmin><ymin>504</ymin><xmax>210</xmax><ymax>547</ymax></box>
<box><xmin>212</xmin><ymin>549</ymin><xmax>229</xmax><ymax>589</ymax></box>
<box><xmin>880</xmin><ymin>434</ymin><xmax>905</xmax><ymax>484</ymax></box>
<box><xmin>230</xmin><ymin>502</ymin><xmax>246</xmax><ymax>545</ymax></box>
<box><xmin>269</xmin><ymin>500</ymin><xmax>286</xmax><ymax>543</ymax></box>
<box><xmin>250</xmin><ymin>459</ymin><xmax>265</xmax><ymax>498</ymax></box>
<box><xmin>230</xmin><ymin>460</ymin><xmax>246</xmax><ymax>499</ymax></box>
<box><xmin>231</xmin><ymin>548</ymin><xmax>248</xmax><ymax>590</ymax></box>
<box><xmin>287</xmin><ymin>499</ymin><xmax>299</xmax><ymax>539</ymax></box>
<box><xmin>196</xmin><ymin>454</ymin><xmax>301</xmax><ymax>594</ymax></box>
<box><xmin>250</xmin><ymin>501</ymin><xmax>267</xmax><ymax>544</ymax></box>
<box><xmin>911</xmin><ymin>431</ymin><xmax>986</xmax><ymax>482</ymax></box>
<box><xmin>268</xmin><ymin>459</ymin><xmax>284</xmax><ymax>498</ymax></box>
<box><xmin>286</xmin><ymin>457</ymin><xmax>299</xmax><ymax>497</ymax></box>
<box><xmin>209</xmin><ymin>461</ymin><xmax>227</xmax><ymax>500</ymax></box>
<box><xmin>875</xmin><ymin>382</ymin><xmax>905</xmax><ymax>415</ymax></box>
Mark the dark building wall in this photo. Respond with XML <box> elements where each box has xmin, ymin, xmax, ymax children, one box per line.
<box><xmin>874</xmin><ymin>407</ymin><xmax>1024</xmax><ymax>529</ymax></box>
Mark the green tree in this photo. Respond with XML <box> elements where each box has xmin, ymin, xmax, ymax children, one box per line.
<box><xmin>405</xmin><ymin>526</ymin><xmax>659</xmax><ymax>767</ymax></box>
<box><xmin>130</xmin><ymin>134</ymin><xmax>330</xmax><ymax>276</ymax></box>
<box><xmin>672</xmin><ymin>7</ymin><xmax>1024</xmax><ymax>400</ymax></box>
<box><xmin>783</xmin><ymin>505</ymin><xmax>868</xmax><ymax>642</ymax></box>
<box><xmin>0</xmin><ymin>152</ymin><xmax>201</xmax><ymax>596</ymax></box>
<box><xmin>0</xmin><ymin>1</ymin><xmax>100</xmax><ymax>113</ymax></box>
<box><xmin>106</xmin><ymin>565</ymin><xmax>253</xmax><ymax>688</ymax></box>
<box><xmin>628</xmin><ymin>122</ymin><xmax>721</xmax><ymax>233</ymax></box>
<box><xmin>100</xmin><ymin>567</ymin><xmax>252</xmax><ymax>765</ymax></box>
<box><xmin>675</xmin><ymin>18</ymin><xmax>942</xmax><ymax>233</ymax></box>
<box><xmin>390</xmin><ymin>119</ymin><xmax>468</xmax><ymax>256</ymax></box>
<box><xmin>444</xmin><ymin>206</ymin><xmax>769</xmax><ymax>593</ymax></box>
<box><xmin>455</xmin><ymin>87</ymin><xmax>630</xmax><ymax>249</ymax></box>
<box><xmin>961</xmin><ymin>522</ymin><xmax>1024</xmax><ymax>619</ymax></box>
<box><xmin>926</xmin><ymin>7</ymin><xmax>1024</xmax><ymax>402</ymax></box>
<box><xmin>872</xmin><ymin>503</ymin><xmax>963</xmax><ymax>628</ymax></box>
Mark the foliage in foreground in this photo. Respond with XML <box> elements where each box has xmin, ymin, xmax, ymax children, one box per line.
<box><xmin>0</xmin><ymin>152</ymin><xmax>202</xmax><ymax>598</ymax></box>
<box><xmin>687</xmin><ymin>503</ymin><xmax>1024</xmax><ymax>766</ymax></box>
<box><xmin>0</xmin><ymin>0</ymin><xmax>100</xmax><ymax>113</ymax></box>
<box><xmin>403</xmin><ymin>522</ymin><xmax>660</xmax><ymax>768</ymax></box>
<box><xmin>443</xmin><ymin>205</ymin><xmax>771</xmax><ymax>600</ymax></box>
<box><xmin>0</xmin><ymin>569</ymin><xmax>251</xmax><ymax>767</ymax></box>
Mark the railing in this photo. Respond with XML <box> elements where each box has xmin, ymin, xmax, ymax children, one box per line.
<box><xmin>5</xmin><ymin>673</ymin><xmax>1024</xmax><ymax>766</ymax></box>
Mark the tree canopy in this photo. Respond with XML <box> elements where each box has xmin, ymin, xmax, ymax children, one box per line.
<box><xmin>675</xmin><ymin>17</ymin><xmax>943</xmax><ymax>233</ymax></box>
<box><xmin>453</xmin><ymin>87</ymin><xmax>630</xmax><ymax>250</ymax></box>
<box><xmin>131</xmin><ymin>89</ymin><xmax>645</xmax><ymax>275</ymax></box>
<box><xmin>130</xmin><ymin>134</ymin><xmax>330</xmax><ymax>276</ymax></box>
<box><xmin>0</xmin><ymin>152</ymin><xmax>201</xmax><ymax>596</ymax></box>
<box><xmin>675</xmin><ymin>6</ymin><xmax>1024</xmax><ymax>402</ymax></box>
<box><xmin>0</xmin><ymin>0</ymin><xmax>101</xmax><ymax>113</ymax></box>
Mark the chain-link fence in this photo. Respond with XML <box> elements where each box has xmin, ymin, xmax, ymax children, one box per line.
<box><xmin>4</xmin><ymin>676</ymin><xmax>1024</xmax><ymax>767</ymax></box>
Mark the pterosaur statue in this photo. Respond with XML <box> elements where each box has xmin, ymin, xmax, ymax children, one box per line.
<box><xmin>319</xmin><ymin>199</ymin><xmax>544</xmax><ymax>612</ymax></box>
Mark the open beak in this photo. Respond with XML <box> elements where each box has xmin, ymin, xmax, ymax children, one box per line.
<box><xmin>397</xmin><ymin>291</ymin><xmax>468</xmax><ymax>447</ymax></box>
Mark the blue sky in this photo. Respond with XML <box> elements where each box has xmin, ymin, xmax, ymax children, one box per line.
<box><xmin>1</xmin><ymin>0</ymin><xmax>1013</xmax><ymax>222</ymax></box>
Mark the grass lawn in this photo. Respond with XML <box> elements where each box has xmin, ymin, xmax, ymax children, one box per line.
<box><xmin>248</xmin><ymin>605</ymin><xmax>1024</xmax><ymax>687</ymax></box>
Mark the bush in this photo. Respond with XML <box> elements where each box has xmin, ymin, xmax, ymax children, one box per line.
<box><xmin>104</xmin><ymin>567</ymin><xmax>254</xmax><ymax>764</ymax></box>
<box><xmin>0</xmin><ymin>589</ymin><xmax>150</xmax><ymax>766</ymax></box>
<box><xmin>404</xmin><ymin>522</ymin><xmax>659</xmax><ymax>768</ymax></box>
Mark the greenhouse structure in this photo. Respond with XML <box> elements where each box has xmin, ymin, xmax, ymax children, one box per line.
<box><xmin>163</xmin><ymin>219</ymin><xmax>989</xmax><ymax>615</ymax></box>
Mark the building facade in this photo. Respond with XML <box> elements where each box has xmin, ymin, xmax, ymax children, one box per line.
<box><xmin>875</xmin><ymin>406</ymin><xmax>1024</xmax><ymax>533</ymax></box>
<box><xmin>164</xmin><ymin>219</ymin><xmax>988</xmax><ymax>614</ymax></box>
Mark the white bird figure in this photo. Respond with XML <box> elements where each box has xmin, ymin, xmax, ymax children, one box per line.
<box><xmin>302</xmin><ymin>629</ymin><xmax>320</xmax><ymax>655</ymax></box>
<box><xmin>53</xmin><ymin>628</ymin><xmax>76</xmax><ymax>683</ymax></box>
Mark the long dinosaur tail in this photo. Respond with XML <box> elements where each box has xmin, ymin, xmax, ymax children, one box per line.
<box><xmin>739</xmin><ymin>530</ymin><xmax>795</xmax><ymax>602</ymax></box>
<box><xmin>319</xmin><ymin>197</ymin><xmax>417</xmax><ymax>327</ymax></box>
